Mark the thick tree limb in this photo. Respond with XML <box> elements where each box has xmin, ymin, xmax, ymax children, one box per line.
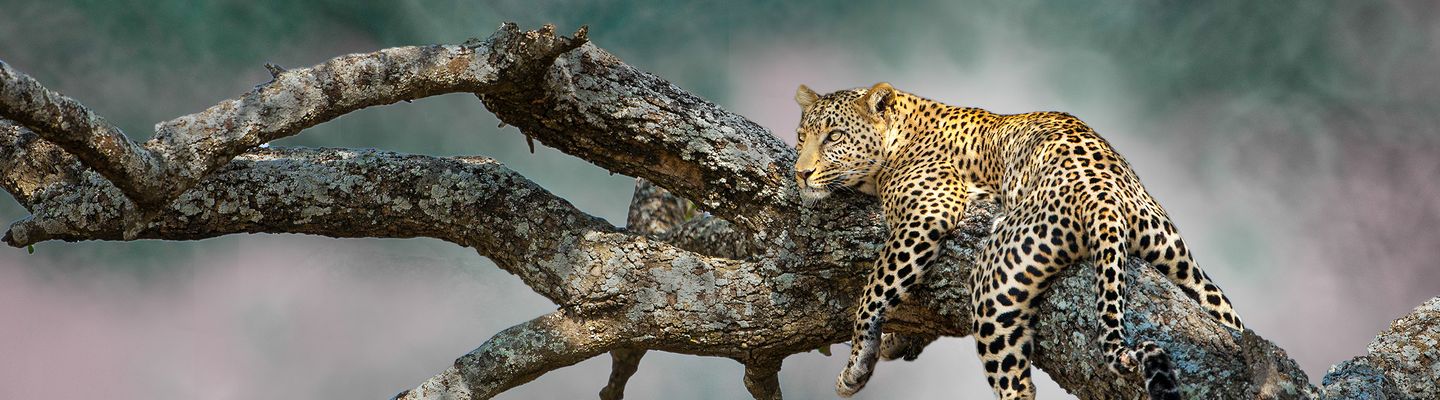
<box><xmin>1032</xmin><ymin>260</ymin><xmax>1317</xmax><ymax>399</ymax></box>
<box><xmin>2</xmin><ymin>144</ymin><xmax>609</xmax><ymax>250</ymax></box>
<box><xmin>478</xmin><ymin>42</ymin><xmax>798</xmax><ymax>234</ymax></box>
<box><xmin>1</xmin><ymin>120</ymin><xmax>624</xmax><ymax>304</ymax></box>
<box><xmin>9</xmin><ymin>22</ymin><xmax>1432</xmax><ymax>400</ymax></box>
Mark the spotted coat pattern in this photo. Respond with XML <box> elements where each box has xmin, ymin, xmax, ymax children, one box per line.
<box><xmin>792</xmin><ymin>83</ymin><xmax>1245</xmax><ymax>400</ymax></box>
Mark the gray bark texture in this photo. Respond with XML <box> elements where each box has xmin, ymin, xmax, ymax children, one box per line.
<box><xmin>2</xmin><ymin>23</ymin><xmax>1436</xmax><ymax>400</ymax></box>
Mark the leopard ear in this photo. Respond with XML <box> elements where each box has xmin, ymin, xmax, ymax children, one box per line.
<box><xmin>857</xmin><ymin>82</ymin><xmax>895</xmax><ymax>119</ymax></box>
<box><xmin>795</xmin><ymin>84</ymin><xmax>820</xmax><ymax>109</ymax></box>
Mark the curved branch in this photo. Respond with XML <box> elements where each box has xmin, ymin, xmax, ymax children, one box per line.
<box><xmin>1</xmin><ymin>130</ymin><xmax>619</xmax><ymax>303</ymax></box>
<box><xmin>3</xmin><ymin>146</ymin><xmax>608</xmax><ymax>241</ymax></box>
<box><xmin>0</xmin><ymin>23</ymin><xmax>587</xmax><ymax>211</ymax></box>
<box><xmin>396</xmin><ymin>311</ymin><xmax>631</xmax><ymax>400</ymax></box>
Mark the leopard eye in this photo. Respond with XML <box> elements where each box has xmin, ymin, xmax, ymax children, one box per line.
<box><xmin>825</xmin><ymin>130</ymin><xmax>847</xmax><ymax>144</ymax></box>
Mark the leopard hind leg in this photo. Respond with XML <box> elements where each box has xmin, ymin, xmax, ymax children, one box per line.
<box><xmin>971</xmin><ymin>213</ymin><xmax>1067</xmax><ymax>400</ymax></box>
<box><xmin>1092</xmin><ymin>211</ymin><xmax>1179</xmax><ymax>399</ymax></box>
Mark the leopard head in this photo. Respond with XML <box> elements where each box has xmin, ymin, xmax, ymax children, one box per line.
<box><xmin>792</xmin><ymin>82</ymin><xmax>897</xmax><ymax>204</ymax></box>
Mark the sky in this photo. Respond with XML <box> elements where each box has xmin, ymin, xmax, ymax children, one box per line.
<box><xmin>2</xmin><ymin>1</ymin><xmax>1438</xmax><ymax>399</ymax></box>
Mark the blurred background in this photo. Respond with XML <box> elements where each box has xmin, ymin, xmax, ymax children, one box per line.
<box><xmin>2</xmin><ymin>1</ymin><xmax>1437</xmax><ymax>399</ymax></box>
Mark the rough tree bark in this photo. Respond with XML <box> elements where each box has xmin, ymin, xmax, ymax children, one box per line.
<box><xmin>2</xmin><ymin>23</ymin><xmax>1436</xmax><ymax>400</ymax></box>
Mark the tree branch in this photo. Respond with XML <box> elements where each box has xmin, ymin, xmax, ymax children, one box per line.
<box><xmin>0</xmin><ymin>23</ymin><xmax>587</xmax><ymax>213</ymax></box>
<box><xmin>594</xmin><ymin>179</ymin><xmax>682</xmax><ymax>400</ymax></box>
<box><xmin>478</xmin><ymin>42</ymin><xmax>798</xmax><ymax>234</ymax></box>
<box><xmin>743</xmin><ymin>358</ymin><xmax>784</xmax><ymax>400</ymax></box>
<box><xmin>625</xmin><ymin>177</ymin><xmax>758</xmax><ymax>259</ymax></box>
<box><xmin>1320</xmin><ymin>297</ymin><xmax>1440</xmax><ymax>399</ymax></box>
<box><xmin>396</xmin><ymin>311</ymin><xmax>632</xmax><ymax>400</ymax></box>
<box><xmin>0</xmin><ymin>119</ymin><xmax>84</xmax><ymax>208</ymax></box>
<box><xmin>0</xmin><ymin>63</ymin><xmax>166</xmax><ymax>207</ymax></box>
<box><xmin>4</xmin><ymin>154</ymin><xmax>627</xmax><ymax>307</ymax></box>
<box><xmin>598</xmin><ymin>348</ymin><xmax>647</xmax><ymax>400</ymax></box>
<box><xmin>1031</xmin><ymin>260</ymin><xmax>1316</xmax><ymax>399</ymax></box>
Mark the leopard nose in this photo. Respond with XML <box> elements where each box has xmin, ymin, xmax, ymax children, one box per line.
<box><xmin>796</xmin><ymin>169</ymin><xmax>814</xmax><ymax>183</ymax></box>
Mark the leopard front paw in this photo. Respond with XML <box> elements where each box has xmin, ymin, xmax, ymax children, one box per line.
<box><xmin>835</xmin><ymin>362</ymin><xmax>873</xmax><ymax>398</ymax></box>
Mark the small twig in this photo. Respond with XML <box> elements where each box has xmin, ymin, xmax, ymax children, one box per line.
<box><xmin>598</xmin><ymin>349</ymin><xmax>646</xmax><ymax>400</ymax></box>
<box><xmin>743</xmin><ymin>359</ymin><xmax>784</xmax><ymax>400</ymax></box>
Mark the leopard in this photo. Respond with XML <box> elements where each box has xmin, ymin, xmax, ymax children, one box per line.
<box><xmin>792</xmin><ymin>82</ymin><xmax>1246</xmax><ymax>399</ymax></box>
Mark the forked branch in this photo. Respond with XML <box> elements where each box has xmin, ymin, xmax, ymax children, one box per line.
<box><xmin>0</xmin><ymin>23</ymin><xmax>587</xmax><ymax>214</ymax></box>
